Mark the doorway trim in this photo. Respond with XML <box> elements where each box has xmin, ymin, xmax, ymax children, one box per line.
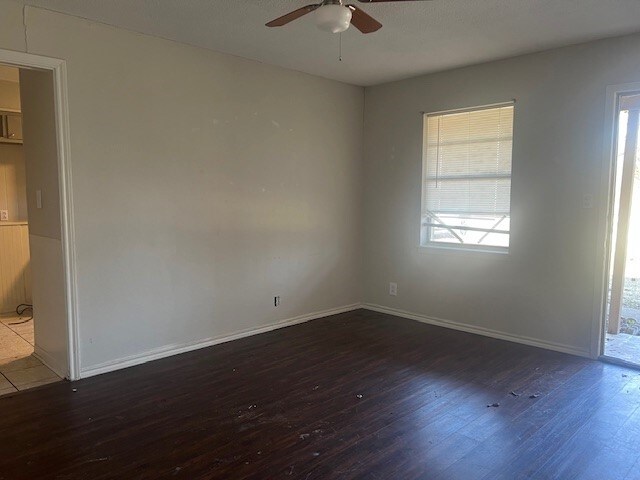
<box><xmin>0</xmin><ymin>48</ymin><xmax>79</xmax><ymax>380</ymax></box>
<box><xmin>592</xmin><ymin>82</ymin><xmax>640</xmax><ymax>360</ymax></box>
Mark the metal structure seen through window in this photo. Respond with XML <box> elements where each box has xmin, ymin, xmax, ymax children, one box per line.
<box><xmin>421</xmin><ymin>103</ymin><xmax>514</xmax><ymax>251</ymax></box>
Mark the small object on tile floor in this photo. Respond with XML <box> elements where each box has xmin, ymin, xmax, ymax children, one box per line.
<box><xmin>529</xmin><ymin>393</ymin><xmax>540</xmax><ymax>399</ymax></box>
<box><xmin>510</xmin><ymin>391</ymin><xmax>521</xmax><ymax>397</ymax></box>
<box><xmin>356</xmin><ymin>394</ymin><xmax>363</xmax><ymax>399</ymax></box>
<box><xmin>10</xmin><ymin>304</ymin><xmax>33</xmax><ymax>325</ymax></box>
<box><xmin>487</xmin><ymin>402</ymin><xmax>500</xmax><ymax>408</ymax></box>
<box><xmin>72</xmin><ymin>388</ymin><xmax>77</xmax><ymax>392</ymax></box>
<box><xmin>9</xmin><ymin>318</ymin><xmax>31</xmax><ymax>325</ymax></box>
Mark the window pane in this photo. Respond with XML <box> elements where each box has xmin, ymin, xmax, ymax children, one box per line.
<box><xmin>422</xmin><ymin>104</ymin><xmax>514</xmax><ymax>250</ymax></box>
<box><xmin>423</xmin><ymin>214</ymin><xmax>510</xmax><ymax>248</ymax></box>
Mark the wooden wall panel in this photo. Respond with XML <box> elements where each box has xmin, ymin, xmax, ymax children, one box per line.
<box><xmin>0</xmin><ymin>224</ymin><xmax>31</xmax><ymax>313</ymax></box>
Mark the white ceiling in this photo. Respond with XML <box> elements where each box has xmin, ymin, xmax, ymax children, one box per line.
<box><xmin>14</xmin><ymin>0</ymin><xmax>640</xmax><ymax>86</ymax></box>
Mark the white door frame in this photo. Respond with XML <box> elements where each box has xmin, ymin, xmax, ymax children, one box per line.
<box><xmin>0</xmin><ymin>48</ymin><xmax>80</xmax><ymax>380</ymax></box>
<box><xmin>591</xmin><ymin>82</ymin><xmax>640</xmax><ymax>359</ymax></box>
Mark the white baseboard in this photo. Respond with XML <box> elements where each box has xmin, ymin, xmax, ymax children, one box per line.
<box><xmin>80</xmin><ymin>303</ymin><xmax>362</xmax><ymax>379</ymax></box>
<box><xmin>363</xmin><ymin>303</ymin><xmax>590</xmax><ymax>358</ymax></box>
<box><xmin>79</xmin><ymin>302</ymin><xmax>589</xmax><ymax>380</ymax></box>
<box><xmin>34</xmin><ymin>345</ymin><xmax>69</xmax><ymax>379</ymax></box>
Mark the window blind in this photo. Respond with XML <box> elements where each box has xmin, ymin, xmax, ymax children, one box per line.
<box><xmin>423</xmin><ymin>104</ymin><xmax>513</xmax><ymax>216</ymax></box>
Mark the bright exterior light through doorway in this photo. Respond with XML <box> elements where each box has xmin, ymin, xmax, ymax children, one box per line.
<box><xmin>604</xmin><ymin>95</ymin><xmax>640</xmax><ymax>365</ymax></box>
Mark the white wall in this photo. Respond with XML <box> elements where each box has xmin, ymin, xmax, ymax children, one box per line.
<box><xmin>20</xmin><ymin>67</ymin><xmax>68</xmax><ymax>376</ymax></box>
<box><xmin>0</xmin><ymin>143</ymin><xmax>28</xmax><ymax>222</ymax></box>
<box><xmin>0</xmin><ymin>74</ymin><xmax>27</xmax><ymax>222</ymax></box>
<box><xmin>19</xmin><ymin>69</ymin><xmax>61</xmax><ymax>240</ymax></box>
<box><xmin>0</xmin><ymin>73</ymin><xmax>30</xmax><ymax>313</ymax></box>
<box><xmin>363</xmin><ymin>33</ymin><xmax>640</xmax><ymax>357</ymax></box>
<box><xmin>0</xmin><ymin>78</ymin><xmax>20</xmax><ymax>110</ymax></box>
<box><xmin>0</xmin><ymin>1</ymin><xmax>364</xmax><ymax>374</ymax></box>
<box><xmin>30</xmin><ymin>234</ymin><xmax>67</xmax><ymax>375</ymax></box>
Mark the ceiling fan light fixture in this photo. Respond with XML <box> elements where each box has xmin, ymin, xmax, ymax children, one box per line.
<box><xmin>315</xmin><ymin>4</ymin><xmax>352</xmax><ymax>33</ymax></box>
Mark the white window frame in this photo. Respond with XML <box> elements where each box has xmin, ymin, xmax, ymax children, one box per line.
<box><xmin>419</xmin><ymin>102</ymin><xmax>514</xmax><ymax>254</ymax></box>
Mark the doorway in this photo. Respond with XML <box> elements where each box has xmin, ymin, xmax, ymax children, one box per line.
<box><xmin>0</xmin><ymin>49</ymin><xmax>78</xmax><ymax>391</ymax></box>
<box><xmin>602</xmin><ymin>93</ymin><xmax>640</xmax><ymax>366</ymax></box>
<box><xmin>0</xmin><ymin>64</ymin><xmax>59</xmax><ymax>395</ymax></box>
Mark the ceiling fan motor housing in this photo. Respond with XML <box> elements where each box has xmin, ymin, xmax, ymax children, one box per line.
<box><xmin>316</xmin><ymin>1</ymin><xmax>353</xmax><ymax>33</ymax></box>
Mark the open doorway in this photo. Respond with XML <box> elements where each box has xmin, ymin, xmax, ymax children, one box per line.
<box><xmin>0</xmin><ymin>64</ymin><xmax>60</xmax><ymax>395</ymax></box>
<box><xmin>603</xmin><ymin>93</ymin><xmax>640</xmax><ymax>366</ymax></box>
<box><xmin>0</xmin><ymin>51</ymin><xmax>78</xmax><ymax>395</ymax></box>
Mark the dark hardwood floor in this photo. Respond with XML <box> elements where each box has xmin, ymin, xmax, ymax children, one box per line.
<box><xmin>1</xmin><ymin>309</ymin><xmax>640</xmax><ymax>479</ymax></box>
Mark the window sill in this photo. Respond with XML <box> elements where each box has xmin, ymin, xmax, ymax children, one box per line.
<box><xmin>417</xmin><ymin>243</ymin><xmax>510</xmax><ymax>256</ymax></box>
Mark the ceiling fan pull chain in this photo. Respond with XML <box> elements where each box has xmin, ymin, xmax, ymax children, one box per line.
<box><xmin>339</xmin><ymin>32</ymin><xmax>343</xmax><ymax>62</ymax></box>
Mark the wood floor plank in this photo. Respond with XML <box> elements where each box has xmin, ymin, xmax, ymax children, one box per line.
<box><xmin>0</xmin><ymin>309</ymin><xmax>639</xmax><ymax>479</ymax></box>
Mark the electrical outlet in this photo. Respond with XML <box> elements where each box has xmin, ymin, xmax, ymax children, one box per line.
<box><xmin>0</xmin><ymin>210</ymin><xmax>7</xmax><ymax>221</ymax></box>
<box><xmin>389</xmin><ymin>282</ymin><xmax>398</xmax><ymax>296</ymax></box>
<box><xmin>274</xmin><ymin>296</ymin><xmax>280</xmax><ymax>307</ymax></box>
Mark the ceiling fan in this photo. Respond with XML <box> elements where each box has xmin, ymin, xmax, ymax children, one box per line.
<box><xmin>266</xmin><ymin>0</ymin><xmax>426</xmax><ymax>34</ymax></box>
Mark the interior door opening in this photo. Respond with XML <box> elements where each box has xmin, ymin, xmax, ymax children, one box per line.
<box><xmin>0</xmin><ymin>60</ymin><xmax>72</xmax><ymax>396</ymax></box>
<box><xmin>603</xmin><ymin>94</ymin><xmax>640</xmax><ymax>366</ymax></box>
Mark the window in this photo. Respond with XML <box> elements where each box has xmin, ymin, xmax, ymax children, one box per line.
<box><xmin>421</xmin><ymin>103</ymin><xmax>514</xmax><ymax>251</ymax></box>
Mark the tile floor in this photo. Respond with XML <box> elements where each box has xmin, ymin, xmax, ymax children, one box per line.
<box><xmin>0</xmin><ymin>312</ymin><xmax>61</xmax><ymax>397</ymax></box>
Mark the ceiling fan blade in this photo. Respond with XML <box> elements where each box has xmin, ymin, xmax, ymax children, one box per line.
<box><xmin>347</xmin><ymin>5</ymin><xmax>383</xmax><ymax>34</ymax></box>
<box><xmin>357</xmin><ymin>0</ymin><xmax>432</xmax><ymax>2</ymax></box>
<box><xmin>266</xmin><ymin>4</ymin><xmax>320</xmax><ymax>27</ymax></box>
